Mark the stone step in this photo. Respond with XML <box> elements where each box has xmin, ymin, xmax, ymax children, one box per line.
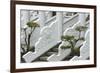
<box><xmin>63</xmin><ymin>55</ymin><xmax>74</xmax><ymax>61</ymax></box>
<box><xmin>52</xmin><ymin>48</ymin><xmax>58</xmax><ymax>52</ymax></box>
<box><xmin>46</xmin><ymin>51</ymin><xmax>57</xmax><ymax>56</ymax></box>
<box><xmin>39</xmin><ymin>56</ymin><xmax>48</xmax><ymax>61</ymax></box>
<box><xmin>32</xmin><ymin>42</ymin><xmax>61</xmax><ymax>62</ymax></box>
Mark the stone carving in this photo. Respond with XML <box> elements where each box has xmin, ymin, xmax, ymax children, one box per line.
<box><xmin>71</xmin><ymin>30</ymin><xmax>90</xmax><ymax>60</ymax></box>
<box><xmin>20</xmin><ymin>11</ymin><xmax>90</xmax><ymax>62</ymax></box>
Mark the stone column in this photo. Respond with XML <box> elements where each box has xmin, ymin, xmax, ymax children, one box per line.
<box><xmin>56</xmin><ymin>12</ymin><xmax>63</xmax><ymax>40</ymax></box>
<box><xmin>21</xmin><ymin>10</ymin><xmax>30</xmax><ymax>28</ymax></box>
<box><xmin>79</xmin><ymin>13</ymin><xmax>86</xmax><ymax>26</ymax></box>
<box><xmin>39</xmin><ymin>11</ymin><xmax>46</xmax><ymax>28</ymax></box>
<box><xmin>47</xmin><ymin>11</ymin><xmax>52</xmax><ymax>19</ymax></box>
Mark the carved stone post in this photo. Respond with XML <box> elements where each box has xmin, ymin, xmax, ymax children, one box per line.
<box><xmin>56</xmin><ymin>12</ymin><xmax>63</xmax><ymax>41</ymax></box>
<box><xmin>79</xmin><ymin>13</ymin><xmax>86</xmax><ymax>26</ymax></box>
<box><xmin>21</xmin><ymin>10</ymin><xmax>30</xmax><ymax>28</ymax></box>
<box><xmin>47</xmin><ymin>11</ymin><xmax>52</xmax><ymax>19</ymax></box>
<box><xmin>39</xmin><ymin>11</ymin><xmax>46</xmax><ymax>28</ymax></box>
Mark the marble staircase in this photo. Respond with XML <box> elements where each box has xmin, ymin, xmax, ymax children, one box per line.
<box><xmin>21</xmin><ymin>11</ymin><xmax>89</xmax><ymax>62</ymax></box>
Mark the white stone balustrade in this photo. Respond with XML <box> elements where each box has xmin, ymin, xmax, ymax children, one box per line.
<box><xmin>57</xmin><ymin>12</ymin><xmax>63</xmax><ymax>40</ymax></box>
<box><xmin>20</xmin><ymin>10</ymin><xmax>40</xmax><ymax>48</ymax></box>
<box><xmin>23</xmin><ymin>21</ymin><xmax>60</xmax><ymax>62</ymax></box>
<box><xmin>47</xmin><ymin>41</ymin><xmax>71</xmax><ymax>61</ymax></box>
<box><xmin>71</xmin><ymin>30</ymin><xmax>90</xmax><ymax>60</ymax></box>
<box><xmin>39</xmin><ymin>11</ymin><xmax>46</xmax><ymax>28</ymax></box>
<box><xmin>63</xmin><ymin>14</ymin><xmax>79</xmax><ymax>32</ymax></box>
<box><xmin>79</xmin><ymin>30</ymin><xmax>90</xmax><ymax>59</ymax></box>
<box><xmin>47</xmin><ymin>13</ymin><xmax>89</xmax><ymax>61</ymax></box>
<box><xmin>79</xmin><ymin>13</ymin><xmax>86</xmax><ymax>26</ymax></box>
<box><xmin>47</xmin><ymin>21</ymin><xmax>80</xmax><ymax>61</ymax></box>
<box><xmin>20</xmin><ymin>10</ymin><xmax>30</xmax><ymax>28</ymax></box>
<box><xmin>23</xmin><ymin>11</ymin><xmax>64</xmax><ymax>62</ymax></box>
<box><xmin>21</xmin><ymin>11</ymin><xmax>90</xmax><ymax>62</ymax></box>
<box><xmin>46</xmin><ymin>11</ymin><xmax>52</xmax><ymax>20</ymax></box>
<box><xmin>45</xmin><ymin>14</ymin><xmax>71</xmax><ymax>26</ymax></box>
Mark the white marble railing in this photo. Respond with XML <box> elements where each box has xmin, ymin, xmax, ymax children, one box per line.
<box><xmin>70</xmin><ymin>20</ymin><xmax>90</xmax><ymax>61</ymax></box>
<box><xmin>45</xmin><ymin>15</ymin><xmax>71</xmax><ymax>26</ymax></box>
<box><xmin>22</xmin><ymin>14</ymin><xmax>79</xmax><ymax>62</ymax></box>
<box><xmin>47</xmin><ymin>18</ymin><xmax>89</xmax><ymax>61</ymax></box>
<box><xmin>46</xmin><ymin>14</ymin><xmax>80</xmax><ymax>61</ymax></box>
<box><xmin>63</xmin><ymin>14</ymin><xmax>79</xmax><ymax>32</ymax></box>
<box><xmin>23</xmin><ymin>21</ymin><xmax>60</xmax><ymax>62</ymax></box>
<box><xmin>22</xmin><ymin>11</ymin><xmax>89</xmax><ymax>62</ymax></box>
<box><xmin>47</xmin><ymin>41</ymin><xmax>71</xmax><ymax>61</ymax></box>
<box><xmin>21</xmin><ymin>11</ymin><xmax>77</xmax><ymax>50</ymax></box>
<box><xmin>70</xmin><ymin>29</ymin><xmax>90</xmax><ymax>60</ymax></box>
<box><xmin>47</xmin><ymin>21</ymin><xmax>80</xmax><ymax>61</ymax></box>
<box><xmin>22</xmin><ymin>12</ymin><xmax>62</xmax><ymax>62</ymax></box>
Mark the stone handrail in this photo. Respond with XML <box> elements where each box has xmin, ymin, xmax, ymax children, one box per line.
<box><xmin>63</xmin><ymin>14</ymin><xmax>79</xmax><ymax>32</ymax></box>
<box><xmin>45</xmin><ymin>15</ymin><xmax>71</xmax><ymax>26</ymax></box>
<box><xmin>70</xmin><ymin>29</ymin><xmax>90</xmax><ymax>60</ymax></box>
<box><xmin>47</xmin><ymin>21</ymin><xmax>80</xmax><ymax>61</ymax></box>
<box><xmin>47</xmin><ymin>20</ymin><xmax>89</xmax><ymax>61</ymax></box>
<box><xmin>22</xmin><ymin>13</ymin><xmax>85</xmax><ymax>62</ymax></box>
<box><xmin>23</xmin><ymin>21</ymin><xmax>60</xmax><ymax>62</ymax></box>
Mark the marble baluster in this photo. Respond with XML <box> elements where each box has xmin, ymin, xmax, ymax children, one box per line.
<box><xmin>39</xmin><ymin>11</ymin><xmax>46</xmax><ymax>28</ymax></box>
<box><xmin>79</xmin><ymin>13</ymin><xmax>86</xmax><ymax>26</ymax></box>
<box><xmin>21</xmin><ymin>10</ymin><xmax>30</xmax><ymax>28</ymax></box>
<box><xmin>47</xmin><ymin>11</ymin><xmax>52</xmax><ymax>19</ymax></box>
<box><xmin>56</xmin><ymin>12</ymin><xmax>63</xmax><ymax>41</ymax></box>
